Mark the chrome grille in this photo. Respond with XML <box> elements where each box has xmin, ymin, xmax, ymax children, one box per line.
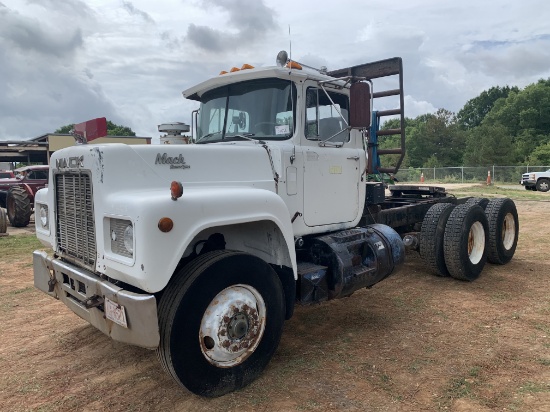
<box><xmin>55</xmin><ymin>172</ymin><xmax>96</xmax><ymax>268</ymax></box>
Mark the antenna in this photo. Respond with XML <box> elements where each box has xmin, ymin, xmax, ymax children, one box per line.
<box><xmin>288</xmin><ymin>25</ymin><xmax>292</xmax><ymax>73</ymax></box>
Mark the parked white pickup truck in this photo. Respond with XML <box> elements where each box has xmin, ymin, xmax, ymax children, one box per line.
<box><xmin>521</xmin><ymin>170</ymin><xmax>550</xmax><ymax>192</ymax></box>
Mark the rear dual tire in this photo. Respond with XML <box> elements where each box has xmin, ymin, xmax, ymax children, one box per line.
<box><xmin>465</xmin><ymin>197</ymin><xmax>489</xmax><ymax>210</ymax></box>
<box><xmin>421</xmin><ymin>197</ymin><xmax>519</xmax><ymax>281</ymax></box>
<box><xmin>443</xmin><ymin>204</ymin><xmax>489</xmax><ymax>281</ymax></box>
<box><xmin>421</xmin><ymin>202</ymin><xmax>489</xmax><ymax>281</ymax></box>
<box><xmin>420</xmin><ymin>203</ymin><xmax>455</xmax><ymax>277</ymax></box>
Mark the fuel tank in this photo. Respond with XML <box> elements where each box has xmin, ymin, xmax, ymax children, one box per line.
<box><xmin>297</xmin><ymin>224</ymin><xmax>405</xmax><ymax>304</ymax></box>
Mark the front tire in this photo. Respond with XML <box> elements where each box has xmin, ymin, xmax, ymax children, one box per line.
<box><xmin>157</xmin><ymin>250</ymin><xmax>285</xmax><ymax>397</ymax></box>
<box><xmin>536</xmin><ymin>178</ymin><xmax>550</xmax><ymax>192</ymax></box>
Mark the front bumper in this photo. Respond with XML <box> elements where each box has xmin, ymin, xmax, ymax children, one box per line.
<box><xmin>520</xmin><ymin>180</ymin><xmax>535</xmax><ymax>187</ymax></box>
<box><xmin>33</xmin><ymin>250</ymin><xmax>160</xmax><ymax>349</ymax></box>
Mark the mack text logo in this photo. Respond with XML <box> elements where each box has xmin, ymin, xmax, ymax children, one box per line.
<box><xmin>56</xmin><ymin>156</ymin><xmax>84</xmax><ymax>169</ymax></box>
<box><xmin>155</xmin><ymin>153</ymin><xmax>190</xmax><ymax>169</ymax></box>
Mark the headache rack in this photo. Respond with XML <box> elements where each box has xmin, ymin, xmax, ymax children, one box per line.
<box><xmin>329</xmin><ymin>57</ymin><xmax>405</xmax><ymax>175</ymax></box>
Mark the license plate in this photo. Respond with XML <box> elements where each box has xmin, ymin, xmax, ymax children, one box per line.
<box><xmin>105</xmin><ymin>297</ymin><xmax>128</xmax><ymax>328</ymax></box>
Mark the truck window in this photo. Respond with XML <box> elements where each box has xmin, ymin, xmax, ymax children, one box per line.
<box><xmin>27</xmin><ymin>170</ymin><xmax>48</xmax><ymax>180</ymax></box>
<box><xmin>305</xmin><ymin>87</ymin><xmax>349</xmax><ymax>143</ymax></box>
<box><xmin>197</xmin><ymin>78</ymin><xmax>296</xmax><ymax>143</ymax></box>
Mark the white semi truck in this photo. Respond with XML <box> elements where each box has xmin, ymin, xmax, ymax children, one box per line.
<box><xmin>33</xmin><ymin>51</ymin><xmax>519</xmax><ymax>397</ymax></box>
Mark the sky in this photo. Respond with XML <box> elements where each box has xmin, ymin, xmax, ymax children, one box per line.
<box><xmin>1</xmin><ymin>0</ymin><xmax>549</xmax><ymax>142</ymax></box>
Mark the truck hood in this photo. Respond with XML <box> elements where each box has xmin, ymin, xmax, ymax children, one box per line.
<box><xmin>49</xmin><ymin>143</ymin><xmax>278</xmax><ymax>193</ymax></box>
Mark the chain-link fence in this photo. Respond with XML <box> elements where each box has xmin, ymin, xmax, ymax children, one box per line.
<box><xmin>394</xmin><ymin>166</ymin><xmax>550</xmax><ymax>184</ymax></box>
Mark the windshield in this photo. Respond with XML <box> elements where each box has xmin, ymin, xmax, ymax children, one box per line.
<box><xmin>196</xmin><ymin>78</ymin><xmax>296</xmax><ymax>143</ymax></box>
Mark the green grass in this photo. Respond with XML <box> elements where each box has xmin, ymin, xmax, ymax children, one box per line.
<box><xmin>446</xmin><ymin>184</ymin><xmax>549</xmax><ymax>201</ymax></box>
<box><xmin>8</xmin><ymin>286</ymin><xmax>34</xmax><ymax>295</ymax></box>
<box><xmin>436</xmin><ymin>366</ymin><xmax>485</xmax><ymax>409</ymax></box>
<box><xmin>0</xmin><ymin>235</ymin><xmax>44</xmax><ymax>262</ymax></box>
<box><xmin>518</xmin><ymin>381</ymin><xmax>550</xmax><ymax>394</ymax></box>
<box><xmin>447</xmin><ymin>377</ymin><xmax>474</xmax><ymax>398</ymax></box>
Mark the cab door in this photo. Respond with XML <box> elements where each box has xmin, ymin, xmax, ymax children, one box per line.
<box><xmin>302</xmin><ymin>84</ymin><xmax>363</xmax><ymax>227</ymax></box>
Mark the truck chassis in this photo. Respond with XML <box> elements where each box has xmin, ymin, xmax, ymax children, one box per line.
<box><xmin>32</xmin><ymin>52</ymin><xmax>519</xmax><ymax>398</ymax></box>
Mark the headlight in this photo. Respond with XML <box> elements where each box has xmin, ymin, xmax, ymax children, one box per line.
<box><xmin>123</xmin><ymin>224</ymin><xmax>134</xmax><ymax>254</ymax></box>
<box><xmin>109</xmin><ymin>218</ymin><xmax>134</xmax><ymax>258</ymax></box>
<box><xmin>38</xmin><ymin>204</ymin><xmax>48</xmax><ymax>229</ymax></box>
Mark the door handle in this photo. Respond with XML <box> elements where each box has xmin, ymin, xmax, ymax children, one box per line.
<box><xmin>347</xmin><ymin>156</ymin><xmax>360</xmax><ymax>160</ymax></box>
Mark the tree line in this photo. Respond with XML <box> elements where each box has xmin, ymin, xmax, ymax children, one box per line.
<box><xmin>379</xmin><ymin>79</ymin><xmax>550</xmax><ymax>168</ymax></box>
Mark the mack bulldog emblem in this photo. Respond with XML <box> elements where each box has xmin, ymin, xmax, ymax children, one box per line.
<box><xmin>155</xmin><ymin>153</ymin><xmax>190</xmax><ymax>169</ymax></box>
<box><xmin>56</xmin><ymin>155</ymin><xmax>84</xmax><ymax>169</ymax></box>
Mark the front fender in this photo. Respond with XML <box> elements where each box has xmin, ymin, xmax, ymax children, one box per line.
<box><xmin>99</xmin><ymin>187</ymin><xmax>296</xmax><ymax>293</ymax></box>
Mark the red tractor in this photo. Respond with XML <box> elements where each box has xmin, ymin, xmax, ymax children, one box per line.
<box><xmin>0</xmin><ymin>165</ymin><xmax>49</xmax><ymax>229</ymax></box>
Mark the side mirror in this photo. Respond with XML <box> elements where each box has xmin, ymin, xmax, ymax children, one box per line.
<box><xmin>349</xmin><ymin>82</ymin><xmax>371</xmax><ymax>128</ymax></box>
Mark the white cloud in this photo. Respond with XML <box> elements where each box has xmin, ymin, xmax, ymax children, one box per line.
<box><xmin>404</xmin><ymin>96</ymin><xmax>438</xmax><ymax>118</ymax></box>
<box><xmin>0</xmin><ymin>0</ymin><xmax>548</xmax><ymax>141</ymax></box>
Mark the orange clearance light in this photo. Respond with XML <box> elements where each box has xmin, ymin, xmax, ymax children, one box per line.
<box><xmin>219</xmin><ymin>70</ymin><xmax>228</xmax><ymax>75</ymax></box>
<box><xmin>158</xmin><ymin>217</ymin><xmax>174</xmax><ymax>233</ymax></box>
<box><xmin>286</xmin><ymin>60</ymin><xmax>302</xmax><ymax>70</ymax></box>
<box><xmin>230</xmin><ymin>66</ymin><xmax>240</xmax><ymax>72</ymax></box>
<box><xmin>170</xmin><ymin>181</ymin><xmax>183</xmax><ymax>200</ymax></box>
<box><xmin>241</xmin><ymin>63</ymin><xmax>254</xmax><ymax>70</ymax></box>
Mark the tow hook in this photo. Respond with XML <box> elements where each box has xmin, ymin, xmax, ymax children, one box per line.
<box><xmin>83</xmin><ymin>295</ymin><xmax>105</xmax><ymax>309</ymax></box>
<box><xmin>47</xmin><ymin>276</ymin><xmax>57</xmax><ymax>292</ymax></box>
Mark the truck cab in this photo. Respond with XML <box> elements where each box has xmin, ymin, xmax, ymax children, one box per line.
<box><xmin>185</xmin><ymin>64</ymin><xmax>367</xmax><ymax>233</ymax></box>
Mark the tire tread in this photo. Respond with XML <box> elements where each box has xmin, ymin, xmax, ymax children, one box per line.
<box><xmin>7</xmin><ymin>186</ymin><xmax>31</xmax><ymax>227</ymax></box>
<box><xmin>0</xmin><ymin>207</ymin><xmax>7</xmax><ymax>233</ymax></box>
<box><xmin>485</xmin><ymin>198</ymin><xmax>518</xmax><ymax>264</ymax></box>
<box><xmin>443</xmin><ymin>204</ymin><xmax>488</xmax><ymax>281</ymax></box>
<box><xmin>419</xmin><ymin>203</ymin><xmax>455</xmax><ymax>276</ymax></box>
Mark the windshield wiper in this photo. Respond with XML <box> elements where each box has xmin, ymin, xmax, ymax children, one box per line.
<box><xmin>229</xmin><ymin>133</ymin><xmax>266</xmax><ymax>145</ymax></box>
<box><xmin>196</xmin><ymin>131</ymin><xmax>222</xmax><ymax>144</ymax></box>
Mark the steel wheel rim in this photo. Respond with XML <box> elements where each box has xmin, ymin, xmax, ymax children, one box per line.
<box><xmin>541</xmin><ymin>181</ymin><xmax>549</xmax><ymax>191</ymax></box>
<box><xmin>199</xmin><ymin>284</ymin><xmax>266</xmax><ymax>368</ymax></box>
<box><xmin>502</xmin><ymin>212</ymin><xmax>516</xmax><ymax>250</ymax></box>
<box><xmin>468</xmin><ymin>221</ymin><xmax>485</xmax><ymax>264</ymax></box>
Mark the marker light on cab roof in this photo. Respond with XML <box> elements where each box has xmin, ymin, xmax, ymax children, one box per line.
<box><xmin>286</xmin><ymin>61</ymin><xmax>302</xmax><ymax>70</ymax></box>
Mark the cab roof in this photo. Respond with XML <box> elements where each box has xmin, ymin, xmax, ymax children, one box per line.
<box><xmin>182</xmin><ymin>65</ymin><xmax>336</xmax><ymax>101</ymax></box>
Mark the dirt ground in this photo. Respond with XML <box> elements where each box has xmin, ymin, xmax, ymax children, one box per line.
<box><xmin>1</xmin><ymin>197</ymin><xmax>549</xmax><ymax>411</ymax></box>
